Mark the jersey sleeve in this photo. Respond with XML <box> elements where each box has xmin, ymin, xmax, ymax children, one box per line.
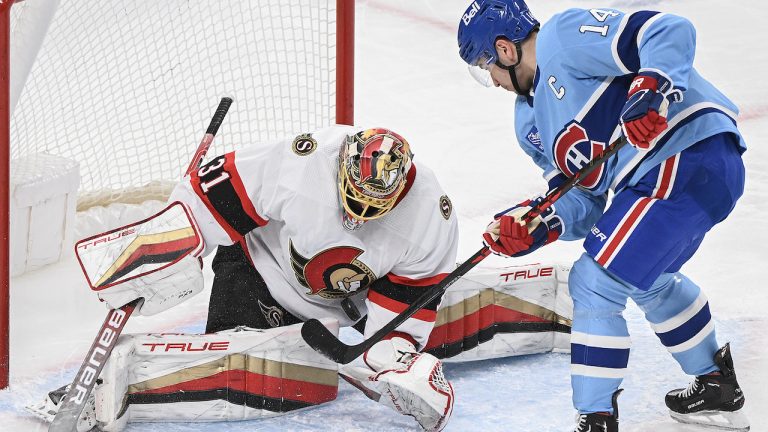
<box><xmin>546</xmin><ymin>8</ymin><xmax>696</xmax><ymax>89</ymax></box>
<box><xmin>542</xmin><ymin>170</ymin><xmax>607</xmax><ymax>241</ymax></box>
<box><xmin>169</xmin><ymin>144</ymin><xmax>280</xmax><ymax>257</ymax></box>
<box><xmin>363</xmin><ymin>189</ymin><xmax>460</xmax><ymax>350</ymax></box>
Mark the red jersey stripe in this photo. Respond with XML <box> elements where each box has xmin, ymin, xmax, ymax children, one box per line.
<box><xmin>368</xmin><ymin>290</ymin><xmax>437</xmax><ymax>322</ymax></box>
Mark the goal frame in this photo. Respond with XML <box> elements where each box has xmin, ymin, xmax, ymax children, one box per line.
<box><xmin>0</xmin><ymin>0</ymin><xmax>354</xmax><ymax>390</ymax></box>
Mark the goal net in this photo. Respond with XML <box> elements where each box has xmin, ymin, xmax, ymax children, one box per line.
<box><xmin>9</xmin><ymin>0</ymin><xmax>353</xmax><ymax>209</ymax></box>
<box><xmin>0</xmin><ymin>0</ymin><xmax>353</xmax><ymax>389</ymax></box>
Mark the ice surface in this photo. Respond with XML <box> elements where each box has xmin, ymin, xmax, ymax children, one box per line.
<box><xmin>2</xmin><ymin>0</ymin><xmax>766</xmax><ymax>431</ymax></box>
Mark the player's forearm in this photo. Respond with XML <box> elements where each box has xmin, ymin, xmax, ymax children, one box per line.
<box><xmin>364</xmin><ymin>275</ymin><xmax>445</xmax><ymax>350</ymax></box>
<box><xmin>553</xmin><ymin>187</ymin><xmax>607</xmax><ymax>241</ymax></box>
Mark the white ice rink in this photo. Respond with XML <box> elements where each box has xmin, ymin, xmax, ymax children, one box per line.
<box><xmin>2</xmin><ymin>0</ymin><xmax>767</xmax><ymax>431</ymax></box>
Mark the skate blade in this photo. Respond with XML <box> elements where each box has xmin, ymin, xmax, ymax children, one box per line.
<box><xmin>670</xmin><ymin>409</ymin><xmax>750</xmax><ymax>431</ymax></box>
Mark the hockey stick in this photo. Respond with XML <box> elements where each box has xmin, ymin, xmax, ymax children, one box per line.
<box><xmin>49</xmin><ymin>99</ymin><xmax>234</xmax><ymax>432</ymax></box>
<box><xmin>185</xmin><ymin>97</ymin><xmax>234</xmax><ymax>175</ymax></box>
<box><xmin>301</xmin><ymin>136</ymin><xmax>629</xmax><ymax>364</ymax></box>
<box><xmin>48</xmin><ymin>300</ymin><xmax>139</xmax><ymax>432</ymax></box>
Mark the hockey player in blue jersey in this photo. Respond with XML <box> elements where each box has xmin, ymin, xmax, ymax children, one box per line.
<box><xmin>457</xmin><ymin>1</ymin><xmax>749</xmax><ymax>431</ymax></box>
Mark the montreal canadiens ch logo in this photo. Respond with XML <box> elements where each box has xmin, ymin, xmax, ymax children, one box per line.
<box><xmin>553</xmin><ymin>122</ymin><xmax>606</xmax><ymax>190</ymax></box>
<box><xmin>289</xmin><ymin>240</ymin><xmax>376</xmax><ymax>299</ymax></box>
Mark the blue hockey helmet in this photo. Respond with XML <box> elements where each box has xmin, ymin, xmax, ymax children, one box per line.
<box><xmin>457</xmin><ymin>0</ymin><xmax>539</xmax><ymax>67</ymax></box>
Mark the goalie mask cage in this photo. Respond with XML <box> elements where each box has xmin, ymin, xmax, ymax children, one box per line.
<box><xmin>0</xmin><ymin>0</ymin><xmax>355</xmax><ymax>389</ymax></box>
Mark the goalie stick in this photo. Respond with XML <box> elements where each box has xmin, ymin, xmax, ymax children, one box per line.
<box><xmin>301</xmin><ymin>136</ymin><xmax>629</xmax><ymax>364</ymax></box>
<box><xmin>48</xmin><ymin>300</ymin><xmax>139</xmax><ymax>432</ymax></box>
<box><xmin>185</xmin><ymin>97</ymin><xmax>233</xmax><ymax>175</ymax></box>
<box><xmin>48</xmin><ymin>98</ymin><xmax>233</xmax><ymax>432</ymax></box>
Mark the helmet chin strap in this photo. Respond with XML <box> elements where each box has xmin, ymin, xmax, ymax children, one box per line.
<box><xmin>494</xmin><ymin>41</ymin><xmax>527</xmax><ymax>95</ymax></box>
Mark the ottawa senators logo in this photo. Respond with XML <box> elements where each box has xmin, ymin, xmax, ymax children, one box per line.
<box><xmin>292</xmin><ymin>133</ymin><xmax>317</xmax><ymax>156</ymax></box>
<box><xmin>553</xmin><ymin>121</ymin><xmax>606</xmax><ymax>190</ymax></box>
<box><xmin>439</xmin><ymin>195</ymin><xmax>452</xmax><ymax>220</ymax></box>
<box><xmin>289</xmin><ymin>240</ymin><xmax>376</xmax><ymax>299</ymax></box>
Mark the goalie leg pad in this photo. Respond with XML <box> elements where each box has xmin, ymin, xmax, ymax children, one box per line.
<box><xmin>424</xmin><ymin>263</ymin><xmax>572</xmax><ymax>362</ymax></box>
<box><xmin>94</xmin><ymin>321</ymin><xmax>340</xmax><ymax>431</ymax></box>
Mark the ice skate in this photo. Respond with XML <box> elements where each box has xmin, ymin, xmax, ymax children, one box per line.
<box><xmin>665</xmin><ymin>343</ymin><xmax>749</xmax><ymax>431</ymax></box>
<box><xmin>574</xmin><ymin>389</ymin><xmax>621</xmax><ymax>432</ymax></box>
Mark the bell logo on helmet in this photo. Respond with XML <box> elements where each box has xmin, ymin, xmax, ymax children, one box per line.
<box><xmin>462</xmin><ymin>1</ymin><xmax>481</xmax><ymax>25</ymax></box>
<box><xmin>457</xmin><ymin>0</ymin><xmax>540</xmax><ymax>66</ymax></box>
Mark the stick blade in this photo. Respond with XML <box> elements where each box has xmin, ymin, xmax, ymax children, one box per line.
<box><xmin>301</xmin><ymin>319</ymin><xmax>360</xmax><ymax>364</ymax></box>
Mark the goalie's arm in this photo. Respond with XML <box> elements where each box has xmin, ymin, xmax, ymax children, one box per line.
<box><xmin>364</xmin><ymin>275</ymin><xmax>445</xmax><ymax>351</ymax></box>
<box><xmin>363</xmin><ymin>205</ymin><xmax>460</xmax><ymax>350</ymax></box>
<box><xmin>170</xmin><ymin>151</ymin><xmax>271</xmax><ymax>257</ymax></box>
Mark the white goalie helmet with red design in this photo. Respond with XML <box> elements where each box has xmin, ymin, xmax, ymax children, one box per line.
<box><xmin>338</xmin><ymin>128</ymin><xmax>414</xmax><ymax>229</ymax></box>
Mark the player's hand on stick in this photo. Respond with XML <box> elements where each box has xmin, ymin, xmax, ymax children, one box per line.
<box><xmin>482</xmin><ymin>196</ymin><xmax>563</xmax><ymax>257</ymax></box>
<box><xmin>341</xmin><ymin>337</ymin><xmax>454</xmax><ymax>432</ymax></box>
<box><xmin>620</xmin><ymin>70</ymin><xmax>682</xmax><ymax>151</ymax></box>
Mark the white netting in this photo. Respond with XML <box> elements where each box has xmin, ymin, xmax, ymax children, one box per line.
<box><xmin>10</xmin><ymin>0</ymin><xmax>343</xmax><ymax>210</ymax></box>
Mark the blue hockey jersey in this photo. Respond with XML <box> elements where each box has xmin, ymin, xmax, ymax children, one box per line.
<box><xmin>515</xmin><ymin>8</ymin><xmax>746</xmax><ymax>240</ymax></box>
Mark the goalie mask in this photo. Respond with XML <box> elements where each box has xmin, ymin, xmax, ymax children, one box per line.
<box><xmin>339</xmin><ymin>128</ymin><xmax>413</xmax><ymax>229</ymax></box>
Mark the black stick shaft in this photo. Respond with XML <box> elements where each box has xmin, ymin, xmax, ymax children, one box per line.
<box><xmin>185</xmin><ymin>97</ymin><xmax>233</xmax><ymax>176</ymax></box>
<box><xmin>302</xmin><ymin>136</ymin><xmax>628</xmax><ymax>364</ymax></box>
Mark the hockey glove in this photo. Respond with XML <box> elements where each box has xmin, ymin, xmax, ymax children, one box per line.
<box><xmin>482</xmin><ymin>196</ymin><xmax>563</xmax><ymax>257</ymax></box>
<box><xmin>620</xmin><ymin>71</ymin><xmax>681</xmax><ymax>151</ymax></box>
<box><xmin>340</xmin><ymin>337</ymin><xmax>454</xmax><ymax>432</ymax></box>
<box><xmin>75</xmin><ymin>202</ymin><xmax>205</xmax><ymax>316</ymax></box>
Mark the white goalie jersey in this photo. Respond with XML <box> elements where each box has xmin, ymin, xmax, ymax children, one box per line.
<box><xmin>170</xmin><ymin>125</ymin><xmax>459</xmax><ymax>348</ymax></box>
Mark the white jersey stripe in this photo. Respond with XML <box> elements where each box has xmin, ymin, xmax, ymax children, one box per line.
<box><xmin>636</xmin><ymin>13</ymin><xmax>666</xmax><ymax>54</ymax></box>
<box><xmin>650</xmin><ymin>291</ymin><xmax>708</xmax><ymax>334</ymax></box>
<box><xmin>571</xmin><ymin>364</ymin><xmax>627</xmax><ymax>379</ymax></box>
<box><xmin>571</xmin><ymin>332</ymin><xmax>632</xmax><ymax>349</ymax></box>
<box><xmin>666</xmin><ymin>321</ymin><xmax>716</xmax><ymax>354</ymax></box>
<box><xmin>611</xmin><ymin>13</ymin><xmax>632</xmax><ymax>75</ymax></box>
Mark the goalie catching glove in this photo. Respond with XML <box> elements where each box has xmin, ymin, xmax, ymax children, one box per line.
<box><xmin>75</xmin><ymin>202</ymin><xmax>205</xmax><ymax>315</ymax></box>
<box><xmin>483</xmin><ymin>196</ymin><xmax>563</xmax><ymax>257</ymax></box>
<box><xmin>340</xmin><ymin>337</ymin><xmax>454</xmax><ymax>432</ymax></box>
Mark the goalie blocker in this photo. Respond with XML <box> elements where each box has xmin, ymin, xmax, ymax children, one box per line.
<box><xmin>75</xmin><ymin>202</ymin><xmax>205</xmax><ymax>315</ymax></box>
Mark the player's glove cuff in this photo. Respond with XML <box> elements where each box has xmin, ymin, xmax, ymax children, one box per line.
<box><xmin>632</xmin><ymin>69</ymin><xmax>684</xmax><ymax>102</ymax></box>
<box><xmin>483</xmin><ymin>196</ymin><xmax>564</xmax><ymax>257</ymax></box>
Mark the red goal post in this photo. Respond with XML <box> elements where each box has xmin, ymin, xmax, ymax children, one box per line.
<box><xmin>0</xmin><ymin>0</ymin><xmax>354</xmax><ymax>390</ymax></box>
